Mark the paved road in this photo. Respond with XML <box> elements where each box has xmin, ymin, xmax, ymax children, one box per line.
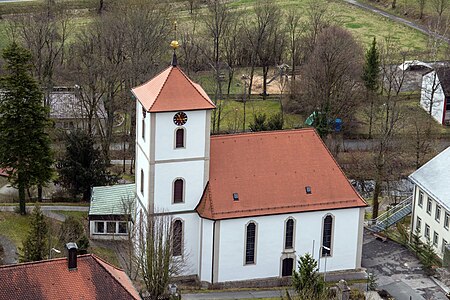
<box><xmin>182</xmin><ymin>289</ymin><xmax>289</xmax><ymax>300</ymax></box>
<box><xmin>0</xmin><ymin>205</ymin><xmax>89</xmax><ymax>213</ymax></box>
<box><xmin>362</xmin><ymin>230</ymin><xmax>448</xmax><ymax>300</ymax></box>
<box><xmin>344</xmin><ymin>0</ymin><xmax>450</xmax><ymax>44</ymax></box>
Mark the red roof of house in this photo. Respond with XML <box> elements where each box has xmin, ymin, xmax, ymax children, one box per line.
<box><xmin>196</xmin><ymin>129</ymin><xmax>367</xmax><ymax>220</ymax></box>
<box><xmin>0</xmin><ymin>254</ymin><xmax>140</xmax><ymax>300</ymax></box>
<box><xmin>131</xmin><ymin>65</ymin><xmax>215</xmax><ymax>112</ymax></box>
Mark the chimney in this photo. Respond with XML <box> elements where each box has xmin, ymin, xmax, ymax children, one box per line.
<box><xmin>66</xmin><ymin>242</ymin><xmax>78</xmax><ymax>270</ymax></box>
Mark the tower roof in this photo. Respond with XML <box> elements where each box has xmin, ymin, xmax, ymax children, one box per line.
<box><xmin>131</xmin><ymin>66</ymin><xmax>215</xmax><ymax>113</ymax></box>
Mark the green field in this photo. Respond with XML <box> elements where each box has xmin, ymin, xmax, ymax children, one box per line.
<box><xmin>0</xmin><ymin>0</ymin><xmax>435</xmax><ymax>56</ymax></box>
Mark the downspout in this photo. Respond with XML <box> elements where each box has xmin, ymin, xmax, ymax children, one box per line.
<box><xmin>211</xmin><ymin>220</ymin><xmax>216</xmax><ymax>284</ymax></box>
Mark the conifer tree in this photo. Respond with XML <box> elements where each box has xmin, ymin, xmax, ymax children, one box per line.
<box><xmin>20</xmin><ymin>204</ymin><xmax>48</xmax><ymax>262</ymax></box>
<box><xmin>362</xmin><ymin>37</ymin><xmax>380</xmax><ymax>139</ymax></box>
<box><xmin>292</xmin><ymin>253</ymin><xmax>325</xmax><ymax>299</ymax></box>
<box><xmin>0</xmin><ymin>43</ymin><xmax>53</xmax><ymax>214</ymax></box>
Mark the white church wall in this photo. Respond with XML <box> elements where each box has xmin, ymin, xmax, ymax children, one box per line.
<box><xmin>199</xmin><ymin>218</ymin><xmax>214</xmax><ymax>282</ymax></box>
<box><xmin>175</xmin><ymin>212</ymin><xmax>201</xmax><ymax>276</ymax></box>
<box><xmin>136</xmin><ymin>146</ymin><xmax>150</xmax><ymax>211</ymax></box>
<box><xmin>153</xmin><ymin>160</ymin><xmax>206</xmax><ymax>212</ymax></box>
<box><xmin>136</xmin><ymin>101</ymin><xmax>150</xmax><ymax>154</ymax></box>
<box><xmin>154</xmin><ymin>110</ymin><xmax>208</xmax><ymax>161</ymax></box>
<box><xmin>421</xmin><ymin>71</ymin><xmax>445</xmax><ymax>124</ymax></box>
<box><xmin>215</xmin><ymin>207</ymin><xmax>362</xmax><ymax>283</ymax></box>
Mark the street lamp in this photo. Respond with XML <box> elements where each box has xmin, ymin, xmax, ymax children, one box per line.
<box><xmin>49</xmin><ymin>247</ymin><xmax>61</xmax><ymax>259</ymax></box>
<box><xmin>321</xmin><ymin>246</ymin><xmax>331</xmax><ymax>283</ymax></box>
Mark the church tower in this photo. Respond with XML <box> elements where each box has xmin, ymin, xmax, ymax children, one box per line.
<box><xmin>131</xmin><ymin>43</ymin><xmax>215</xmax><ymax>216</ymax></box>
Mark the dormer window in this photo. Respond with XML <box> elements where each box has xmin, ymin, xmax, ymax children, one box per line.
<box><xmin>305</xmin><ymin>186</ymin><xmax>312</xmax><ymax>194</ymax></box>
<box><xmin>233</xmin><ymin>193</ymin><xmax>239</xmax><ymax>201</ymax></box>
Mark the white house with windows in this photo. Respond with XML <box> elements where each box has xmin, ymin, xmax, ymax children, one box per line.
<box><xmin>129</xmin><ymin>53</ymin><xmax>367</xmax><ymax>284</ymax></box>
<box><xmin>409</xmin><ymin>147</ymin><xmax>450</xmax><ymax>258</ymax></box>
<box><xmin>88</xmin><ymin>184</ymin><xmax>135</xmax><ymax>240</ymax></box>
<box><xmin>420</xmin><ymin>67</ymin><xmax>450</xmax><ymax>125</ymax></box>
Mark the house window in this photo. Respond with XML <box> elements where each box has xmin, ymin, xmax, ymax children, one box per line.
<box><xmin>140</xmin><ymin>169</ymin><xmax>144</xmax><ymax>195</ymax></box>
<box><xmin>107</xmin><ymin>222</ymin><xmax>116</xmax><ymax>234</ymax></box>
<box><xmin>95</xmin><ymin>222</ymin><xmax>104</xmax><ymax>233</ymax></box>
<box><xmin>322</xmin><ymin>215</ymin><xmax>333</xmax><ymax>256</ymax></box>
<box><xmin>142</xmin><ymin>119</ymin><xmax>145</xmax><ymax>140</ymax></box>
<box><xmin>285</xmin><ymin>218</ymin><xmax>294</xmax><ymax>250</ymax></box>
<box><xmin>175</xmin><ymin>128</ymin><xmax>185</xmax><ymax>148</ymax></box>
<box><xmin>118</xmin><ymin>222</ymin><xmax>127</xmax><ymax>234</ymax></box>
<box><xmin>172</xmin><ymin>220</ymin><xmax>183</xmax><ymax>256</ymax></box>
<box><xmin>245</xmin><ymin>222</ymin><xmax>257</xmax><ymax>264</ymax></box>
<box><xmin>418</xmin><ymin>191</ymin><xmax>424</xmax><ymax>208</ymax></box>
<box><xmin>436</xmin><ymin>205</ymin><xmax>441</xmax><ymax>222</ymax></box>
<box><xmin>445</xmin><ymin>213</ymin><xmax>449</xmax><ymax>230</ymax></box>
<box><xmin>425</xmin><ymin>224</ymin><xmax>430</xmax><ymax>239</ymax></box>
<box><xmin>173</xmin><ymin>179</ymin><xmax>184</xmax><ymax>203</ymax></box>
<box><xmin>443</xmin><ymin>239</ymin><xmax>448</xmax><ymax>253</ymax></box>
<box><xmin>427</xmin><ymin>199</ymin><xmax>432</xmax><ymax>215</ymax></box>
<box><xmin>416</xmin><ymin>216</ymin><xmax>422</xmax><ymax>233</ymax></box>
<box><xmin>433</xmin><ymin>231</ymin><xmax>439</xmax><ymax>246</ymax></box>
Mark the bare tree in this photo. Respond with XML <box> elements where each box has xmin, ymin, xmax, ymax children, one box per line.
<box><xmin>416</xmin><ymin>0</ymin><xmax>426</xmax><ymax>19</ymax></box>
<box><xmin>291</xmin><ymin>26</ymin><xmax>363</xmax><ymax>138</ymax></box>
<box><xmin>431</xmin><ymin>0</ymin><xmax>450</xmax><ymax>19</ymax></box>
<box><xmin>285</xmin><ymin>10</ymin><xmax>302</xmax><ymax>83</ymax></box>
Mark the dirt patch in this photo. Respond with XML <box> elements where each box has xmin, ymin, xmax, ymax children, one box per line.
<box><xmin>250</xmin><ymin>75</ymin><xmax>288</xmax><ymax>95</ymax></box>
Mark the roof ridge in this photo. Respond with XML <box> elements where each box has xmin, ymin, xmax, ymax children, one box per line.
<box><xmin>410</xmin><ymin>146</ymin><xmax>450</xmax><ymax>179</ymax></box>
<box><xmin>91</xmin><ymin>254</ymin><xmax>140</xmax><ymax>299</ymax></box>
<box><xmin>211</xmin><ymin>128</ymin><xmax>316</xmax><ymax>140</ymax></box>
<box><xmin>0</xmin><ymin>254</ymin><xmax>92</xmax><ymax>270</ymax></box>
<box><xmin>147</xmin><ymin>66</ymin><xmax>174</xmax><ymax>112</ymax></box>
<box><xmin>176</xmin><ymin>67</ymin><xmax>215</xmax><ymax>108</ymax></box>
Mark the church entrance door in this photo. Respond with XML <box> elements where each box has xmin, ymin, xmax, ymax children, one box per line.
<box><xmin>281</xmin><ymin>258</ymin><xmax>294</xmax><ymax>277</ymax></box>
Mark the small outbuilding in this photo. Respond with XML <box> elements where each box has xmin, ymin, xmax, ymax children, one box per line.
<box><xmin>420</xmin><ymin>67</ymin><xmax>450</xmax><ymax>125</ymax></box>
<box><xmin>88</xmin><ymin>183</ymin><xmax>135</xmax><ymax>240</ymax></box>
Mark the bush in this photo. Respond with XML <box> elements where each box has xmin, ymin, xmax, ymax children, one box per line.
<box><xmin>267</xmin><ymin>113</ymin><xmax>284</xmax><ymax>130</ymax></box>
<box><xmin>59</xmin><ymin>216</ymin><xmax>89</xmax><ymax>252</ymax></box>
<box><xmin>249</xmin><ymin>113</ymin><xmax>268</xmax><ymax>132</ymax></box>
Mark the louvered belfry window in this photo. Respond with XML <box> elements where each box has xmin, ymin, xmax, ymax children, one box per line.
<box><xmin>285</xmin><ymin>219</ymin><xmax>294</xmax><ymax>249</ymax></box>
<box><xmin>176</xmin><ymin>128</ymin><xmax>184</xmax><ymax>148</ymax></box>
<box><xmin>174</xmin><ymin>179</ymin><xmax>184</xmax><ymax>203</ymax></box>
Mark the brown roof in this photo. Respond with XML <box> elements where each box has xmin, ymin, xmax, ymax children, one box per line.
<box><xmin>196</xmin><ymin>129</ymin><xmax>367</xmax><ymax>220</ymax></box>
<box><xmin>0</xmin><ymin>254</ymin><xmax>140</xmax><ymax>300</ymax></box>
<box><xmin>131</xmin><ymin>66</ymin><xmax>215</xmax><ymax>112</ymax></box>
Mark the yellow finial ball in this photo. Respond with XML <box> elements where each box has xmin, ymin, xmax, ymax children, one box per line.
<box><xmin>170</xmin><ymin>40</ymin><xmax>179</xmax><ymax>50</ymax></box>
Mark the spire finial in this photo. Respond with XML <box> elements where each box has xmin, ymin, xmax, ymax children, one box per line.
<box><xmin>170</xmin><ymin>21</ymin><xmax>179</xmax><ymax>66</ymax></box>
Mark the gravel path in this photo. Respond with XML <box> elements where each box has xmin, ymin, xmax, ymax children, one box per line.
<box><xmin>0</xmin><ymin>235</ymin><xmax>18</xmax><ymax>265</ymax></box>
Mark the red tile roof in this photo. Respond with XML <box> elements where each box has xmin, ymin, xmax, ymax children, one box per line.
<box><xmin>0</xmin><ymin>254</ymin><xmax>140</xmax><ymax>300</ymax></box>
<box><xmin>196</xmin><ymin>129</ymin><xmax>367</xmax><ymax>220</ymax></box>
<box><xmin>131</xmin><ymin>66</ymin><xmax>215</xmax><ymax>112</ymax></box>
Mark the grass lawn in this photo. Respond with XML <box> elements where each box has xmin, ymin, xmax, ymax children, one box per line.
<box><xmin>90</xmin><ymin>245</ymin><xmax>121</xmax><ymax>268</ymax></box>
<box><xmin>0</xmin><ymin>211</ymin><xmax>32</xmax><ymax>247</ymax></box>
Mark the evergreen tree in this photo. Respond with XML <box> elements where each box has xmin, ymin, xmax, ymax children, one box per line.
<box><xmin>362</xmin><ymin>37</ymin><xmax>380</xmax><ymax>139</ymax></box>
<box><xmin>249</xmin><ymin>113</ymin><xmax>268</xmax><ymax>132</ymax></box>
<box><xmin>292</xmin><ymin>253</ymin><xmax>325</xmax><ymax>299</ymax></box>
<box><xmin>0</xmin><ymin>43</ymin><xmax>53</xmax><ymax>214</ymax></box>
<box><xmin>20</xmin><ymin>203</ymin><xmax>48</xmax><ymax>262</ymax></box>
<box><xmin>57</xmin><ymin>130</ymin><xmax>118</xmax><ymax>201</ymax></box>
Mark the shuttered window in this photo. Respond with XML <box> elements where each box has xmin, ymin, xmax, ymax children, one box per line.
<box><xmin>173</xmin><ymin>220</ymin><xmax>183</xmax><ymax>256</ymax></box>
<box><xmin>176</xmin><ymin>128</ymin><xmax>184</xmax><ymax>148</ymax></box>
<box><xmin>285</xmin><ymin>219</ymin><xmax>294</xmax><ymax>249</ymax></box>
<box><xmin>173</xmin><ymin>179</ymin><xmax>184</xmax><ymax>203</ymax></box>
<box><xmin>245</xmin><ymin>222</ymin><xmax>256</xmax><ymax>264</ymax></box>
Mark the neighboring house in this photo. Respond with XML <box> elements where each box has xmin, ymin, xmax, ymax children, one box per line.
<box><xmin>0</xmin><ymin>244</ymin><xmax>140</xmax><ymax>300</ymax></box>
<box><xmin>420</xmin><ymin>67</ymin><xmax>450</xmax><ymax>125</ymax></box>
<box><xmin>49</xmin><ymin>87</ymin><xmax>106</xmax><ymax>133</ymax></box>
<box><xmin>88</xmin><ymin>184</ymin><xmax>135</xmax><ymax>240</ymax></box>
<box><xmin>409</xmin><ymin>147</ymin><xmax>450</xmax><ymax>259</ymax></box>
<box><xmin>127</xmin><ymin>55</ymin><xmax>368</xmax><ymax>285</ymax></box>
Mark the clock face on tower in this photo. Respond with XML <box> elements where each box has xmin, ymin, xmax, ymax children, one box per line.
<box><xmin>173</xmin><ymin>112</ymin><xmax>188</xmax><ymax>126</ymax></box>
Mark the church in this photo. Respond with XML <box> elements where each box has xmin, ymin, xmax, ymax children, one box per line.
<box><xmin>130</xmin><ymin>52</ymin><xmax>367</xmax><ymax>285</ymax></box>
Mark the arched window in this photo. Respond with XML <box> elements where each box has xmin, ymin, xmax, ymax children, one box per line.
<box><xmin>173</xmin><ymin>179</ymin><xmax>184</xmax><ymax>203</ymax></box>
<box><xmin>285</xmin><ymin>219</ymin><xmax>294</xmax><ymax>249</ymax></box>
<box><xmin>175</xmin><ymin>128</ymin><xmax>184</xmax><ymax>148</ymax></box>
<box><xmin>140</xmin><ymin>169</ymin><xmax>144</xmax><ymax>195</ymax></box>
<box><xmin>245</xmin><ymin>222</ymin><xmax>257</xmax><ymax>264</ymax></box>
<box><xmin>172</xmin><ymin>220</ymin><xmax>183</xmax><ymax>256</ymax></box>
<box><xmin>322</xmin><ymin>215</ymin><xmax>333</xmax><ymax>256</ymax></box>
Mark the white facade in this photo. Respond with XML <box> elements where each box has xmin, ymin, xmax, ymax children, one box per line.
<box><xmin>420</xmin><ymin>70</ymin><xmax>448</xmax><ymax>125</ymax></box>
<box><xmin>197</xmin><ymin>207</ymin><xmax>364</xmax><ymax>283</ymax></box>
<box><xmin>411</xmin><ymin>185</ymin><xmax>450</xmax><ymax>258</ymax></box>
